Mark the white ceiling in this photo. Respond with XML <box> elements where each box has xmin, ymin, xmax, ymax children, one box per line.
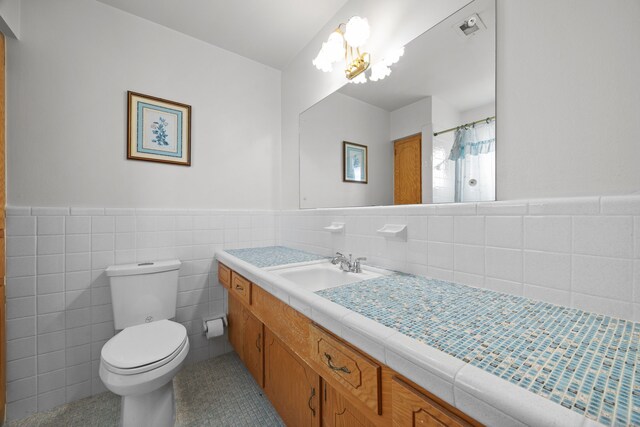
<box><xmin>96</xmin><ymin>0</ymin><xmax>348</xmax><ymax>69</ymax></box>
<box><xmin>338</xmin><ymin>0</ymin><xmax>495</xmax><ymax>113</ymax></box>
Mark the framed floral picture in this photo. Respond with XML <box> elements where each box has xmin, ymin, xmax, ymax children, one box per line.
<box><xmin>127</xmin><ymin>91</ymin><xmax>191</xmax><ymax>166</ymax></box>
<box><xmin>343</xmin><ymin>141</ymin><xmax>368</xmax><ymax>183</ymax></box>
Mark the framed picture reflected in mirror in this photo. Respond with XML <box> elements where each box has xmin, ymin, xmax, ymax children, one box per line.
<box><xmin>343</xmin><ymin>141</ymin><xmax>368</xmax><ymax>184</ymax></box>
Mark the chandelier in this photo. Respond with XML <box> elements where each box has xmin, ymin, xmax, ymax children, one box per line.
<box><xmin>312</xmin><ymin>16</ymin><xmax>404</xmax><ymax>84</ymax></box>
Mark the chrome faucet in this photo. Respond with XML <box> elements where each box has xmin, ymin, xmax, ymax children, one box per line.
<box><xmin>331</xmin><ymin>252</ymin><xmax>367</xmax><ymax>273</ymax></box>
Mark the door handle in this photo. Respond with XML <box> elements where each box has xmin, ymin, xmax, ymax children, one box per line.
<box><xmin>308</xmin><ymin>387</ymin><xmax>316</xmax><ymax>417</ymax></box>
<box><xmin>255</xmin><ymin>333</ymin><xmax>261</xmax><ymax>352</ymax></box>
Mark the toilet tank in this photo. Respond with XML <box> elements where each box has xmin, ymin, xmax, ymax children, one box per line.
<box><xmin>105</xmin><ymin>260</ymin><xmax>181</xmax><ymax>330</ymax></box>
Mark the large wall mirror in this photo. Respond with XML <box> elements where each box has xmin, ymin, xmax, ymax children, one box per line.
<box><xmin>300</xmin><ymin>0</ymin><xmax>495</xmax><ymax>208</ymax></box>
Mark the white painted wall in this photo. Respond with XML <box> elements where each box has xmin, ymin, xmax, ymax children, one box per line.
<box><xmin>0</xmin><ymin>0</ymin><xmax>20</xmax><ymax>38</ymax></box>
<box><xmin>389</xmin><ymin>98</ymin><xmax>429</xmax><ymax>141</ymax></box>
<box><xmin>460</xmin><ymin>101</ymin><xmax>495</xmax><ymax>124</ymax></box>
<box><xmin>282</xmin><ymin>0</ymin><xmax>640</xmax><ymax>208</ymax></box>
<box><xmin>497</xmin><ymin>0</ymin><xmax>640</xmax><ymax>200</ymax></box>
<box><xmin>300</xmin><ymin>92</ymin><xmax>392</xmax><ymax>208</ymax></box>
<box><xmin>7</xmin><ymin>0</ymin><xmax>281</xmax><ymax>209</ymax></box>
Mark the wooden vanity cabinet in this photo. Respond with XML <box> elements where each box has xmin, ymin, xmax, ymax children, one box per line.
<box><xmin>220</xmin><ymin>262</ymin><xmax>480</xmax><ymax>427</ymax></box>
<box><xmin>322</xmin><ymin>381</ymin><xmax>376</xmax><ymax>427</ymax></box>
<box><xmin>264</xmin><ymin>328</ymin><xmax>320</xmax><ymax>427</ymax></box>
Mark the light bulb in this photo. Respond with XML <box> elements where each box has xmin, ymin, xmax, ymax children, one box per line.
<box><xmin>344</xmin><ymin>16</ymin><xmax>370</xmax><ymax>48</ymax></box>
<box><xmin>312</xmin><ymin>45</ymin><xmax>333</xmax><ymax>72</ymax></box>
<box><xmin>349</xmin><ymin>73</ymin><xmax>367</xmax><ymax>84</ymax></box>
<box><xmin>384</xmin><ymin>46</ymin><xmax>405</xmax><ymax>66</ymax></box>
<box><xmin>325</xmin><ymin>31</ymin><xmax>345</xmax><ymax>63</ymax></box>
<box><xmin>369</xmin><ymin>62</ymin><xmax>391</xmax><ymax>81</ymax></box>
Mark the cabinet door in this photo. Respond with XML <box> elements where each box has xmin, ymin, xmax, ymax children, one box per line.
<box><xmin>264</xmin><ymin>328</ymin><xmax>320</xmax><ymax>427</ymax></box>
<box><xmin>392</xmin><ymin>377</ymin><xmax>473</xmax><ymax>427</ymax></box>
<box><xmin>322</xmin><ymin>381</ymin><xmax>376</xmax><ymax>427</ymax></box>
<box><xmin>227</xmin><ymin>293</ymin><xmax>245</xmax><ymax>360</ymax></box>
<box><xmin>243</xmin><ymin>310</ymin><xmax>264</xmax><ymax>387</ymax></box>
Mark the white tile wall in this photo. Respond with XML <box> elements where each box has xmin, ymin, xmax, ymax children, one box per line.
<box><xmin>4</xmin><ymin>207</ymin><xmax>277</xmax><ymax>421</ymax></box>
<box><xmin>280</xmin><ymin>195</ymin><xmax>640</xmax><ymax>323</ymax></box>
<box><xmin>5</xmin><ymin>194</ymin><xmax>640</xmax><ymax>421</ymax></box>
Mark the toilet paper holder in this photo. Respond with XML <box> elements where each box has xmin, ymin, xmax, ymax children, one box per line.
<box><xmin>202</xmin><ymin>314</ymin><xmax>228</xmax><ymax>335</ymax></box>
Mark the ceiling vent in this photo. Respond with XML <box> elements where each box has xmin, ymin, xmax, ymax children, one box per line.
<box><xmin>455</xmin><ymin>13</ymin><xmax>486</xmax><ymax>38</ymax></box>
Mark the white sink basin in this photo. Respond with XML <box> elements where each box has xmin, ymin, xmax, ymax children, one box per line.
<box><xmin>267</xmin><ymin>260</ymin><xmax>392</xmax><ymax>292</ymax></box>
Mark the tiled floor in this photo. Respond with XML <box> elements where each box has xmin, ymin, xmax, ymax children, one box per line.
<box><xmin>7</xmin><ymin>352</ymin><xmax>284</xmax><ymax>427</ymax></box>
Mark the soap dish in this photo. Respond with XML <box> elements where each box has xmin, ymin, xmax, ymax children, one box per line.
<box><xmin>324</xmin><ymin>222</ymin><xmax>345</xmax><ymax>233</ymax></box>
<box><xmin>377</xmin><ymin>224</ymin><xmax>407</xmax><ymax>240</ymax></box>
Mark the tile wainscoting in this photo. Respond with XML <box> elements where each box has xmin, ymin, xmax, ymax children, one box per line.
<box><xmin>4</xmin><ymin>206</ymin><xmax>277</xmax><ymax>421</ymax></box>
<box><xmin>4</xmin><ymin>194</ymin><xmax>640</xmax><ymax>421</ymax></box>
<box><xmin>280</xmin><ymin>195</ymin><xmax>640</xmax><ymax>323</ymax></box>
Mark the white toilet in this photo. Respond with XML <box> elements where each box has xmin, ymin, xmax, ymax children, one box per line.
<box><xmin>99</xmin><ymin>260</ymin><xmax>189</xmax><ymax>427</ymax></box>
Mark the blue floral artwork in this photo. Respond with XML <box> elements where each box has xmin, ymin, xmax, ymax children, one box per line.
<box><xmin>128</xmin><ymin>91</ymin><xmax>191</xmax><ymax>166</ymax></box>
<box><xmin>136</xmin><ymin>104</ymin><xmax>181</xmax><ymax>156</ymax></box>
<box><xmin>151</xmin><ymin>117</ymin><xmax>169</xmax><ymax>146</ymax></box>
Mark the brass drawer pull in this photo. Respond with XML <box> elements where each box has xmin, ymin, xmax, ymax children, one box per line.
<box><xmin>235</xmin><ymin>284</ymin><xmax>244</xmax><ymax>291</ymax></box>
<box><xmin>324</xmin><ymin>352</ymin><xmax>351</xmax><ymax>374</ymax></box>
<box><xmin>308</xmin><ymin>387</ymin><xmax>316</xmax><ymax>417</ymax></box>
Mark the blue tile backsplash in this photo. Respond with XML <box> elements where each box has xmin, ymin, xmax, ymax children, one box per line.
<box><xmin>317</xmin><ymin>274</ymin><xmax>640</xmax><ymax>426</ymax></box>
<box><xmin>224</xmin><ymin>246</ymin><xmax>326</xmax><ymax>268</ymax></box>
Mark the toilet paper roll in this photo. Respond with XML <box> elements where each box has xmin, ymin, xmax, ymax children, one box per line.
<box><xmin>205</xmin><ymin>318</ymin><xmax>224</xmax><ymax>339</ymax></box>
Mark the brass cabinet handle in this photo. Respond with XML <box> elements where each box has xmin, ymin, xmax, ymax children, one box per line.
<box><xmin>324</xmin><ymin>352</ymin><xmax>351</xmax><ymax>374</ymax></box>
<box><xmin>256</xmin><ymin>333</ymin><xmax>261</xmax><ymax>352</ymax></box>
<box><xmin>308</xmin><ymin>387</ymin><xmax>316</xmax><ymax>417</ymax></box>
<box><xmin>235</xmin><ymin>284</ymin><xmax>244</xmax><ymax>291</ymax></box>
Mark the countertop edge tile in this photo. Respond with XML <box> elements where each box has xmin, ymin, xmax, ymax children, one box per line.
<box><xmin>341</xmin><ymin>311</ymin><xmax>397</xmax><ymax>345</ymax></box>
<box><xmin>386</xmin><ymin>349</ymin><xmax>456</xmax><ymax>406</ymax></box>
<box><xmin>455</xmin><ymin>364</ymin><xmax>588</xmax><ymax>427</ymax></box>
<box><xmin>340</xmin><ymin>324</ymin><xmax>392</xmax><ymax>365</ymax></box>
<box><xmin>385</xmin><ymin>332</ymin><xmax>465</xmax><ymax>384</ymax></box>
<box><xmin>453</xmin><ymin>386</ymin><xmax>527</xmax><ymax>427</ymax></box>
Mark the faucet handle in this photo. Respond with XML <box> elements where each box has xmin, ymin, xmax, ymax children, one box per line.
<box><xmin>331</xmin><ymin>252</ymin><xmax>344</xmax><ymax>265</ymax></box>
<box><xmin>353</xmin><ymin>257</ymin><xmax>367</xmax><ymax>273</ymax></box>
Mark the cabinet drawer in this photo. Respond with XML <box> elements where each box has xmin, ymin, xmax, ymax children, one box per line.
<box><xmin>217</xmin><ymin>262</ymin><xmax>231</xmax><ymax>289</ymax></box>
<box><xmin>392</xmin><ymin>377</ymin><xmax>475</xmax><ymax>426</ymax></box>
<box><xmin>309</xmin><ymin>324</ymin><xmax>381</xmax><ymax>415</ymax></box>
<box><xmin>231</xmin><ymin>272</ymin><xmax>252</xmax><ymax>305</ymax></box>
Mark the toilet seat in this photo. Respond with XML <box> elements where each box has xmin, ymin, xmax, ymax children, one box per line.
<box><xmin>101</xmin><ymin>319</ymin><xmax>187</xmax><ymax>376</ymax></box>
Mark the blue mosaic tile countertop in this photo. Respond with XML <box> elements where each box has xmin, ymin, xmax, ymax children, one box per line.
<box><xmin>224</xmin><ymin>246</ymin><xmax>326</xmax><ymax>268</ymax></box>
<box><xmin>317</xmin><ymin>274</ymin><xmax>640</xmax><ymax>427</ymax></box>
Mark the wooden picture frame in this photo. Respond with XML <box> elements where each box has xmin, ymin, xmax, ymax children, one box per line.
<box><xmin>343</xmin><ymin>141</ymin><xmax>368</xmax><ymax>183</ymax></box>
<box><xmin>127</xmin><ymin>91</ymin><xmax>191</xmax><ymax>166</ymax></box>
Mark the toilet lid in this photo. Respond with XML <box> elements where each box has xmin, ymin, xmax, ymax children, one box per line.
<box><xmin>101</xmin><ymin>319</ymin><xmax>187</xmax><ymax>370</ymax></box>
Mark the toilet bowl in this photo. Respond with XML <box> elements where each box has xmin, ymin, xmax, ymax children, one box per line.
<box><xmin>100</xmin><ymin>260</ymin><xmax>188</xmax><ymax>427</ymax></box>
<box><xmin>100</xmin><ymin>319</ymin><xmax>189</xmax><ymax>427</ymax></box>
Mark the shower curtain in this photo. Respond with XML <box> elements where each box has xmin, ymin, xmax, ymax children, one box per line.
<box><xmin>448</xmin><ymin>121</ymin><xmax>495</xmax><ymax>202</ymax></box>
